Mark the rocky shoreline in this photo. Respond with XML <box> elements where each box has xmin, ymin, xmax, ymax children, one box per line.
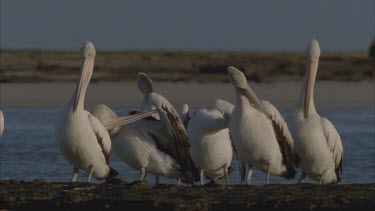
<box><xmin>0</xmin><ymin>180</ymin><xmax>374</xmax><ymax>210</ymax></box>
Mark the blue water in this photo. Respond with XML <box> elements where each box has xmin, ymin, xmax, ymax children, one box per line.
<box><xmin>0</xmin><ymin>109</ymin><xmax>374</xmax><ymax>185</ymax></box>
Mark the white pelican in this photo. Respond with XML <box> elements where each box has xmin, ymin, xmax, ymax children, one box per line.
<box><xmin>291</xmin><ymin>39</ymin><xmax>343</xmax><ymax>184</ymax></box>
<box><xmin>0</xmin><ymin>111</ymin><xmax>4</xmax><ymax>138</ymax></box>
<box><xmin>227</xmin><ymin>66</ymin><xmax>299</xmax><ymax>185</ymax></box>
<box><xmin>96</xmin><ymin>92</ymin><xmax>199</xmax><ymax>184</ymax></box>
<box><xmin>179</xmin><ymin>100</ymin><xmax>234</xmax><ymax>185</ymax></box>
<box><xmin>55</xmin><ymin>41</ymin><xmax>154</xmax><ymax>182</ymax></box>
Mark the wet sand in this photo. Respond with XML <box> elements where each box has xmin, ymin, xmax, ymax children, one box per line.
<box><xmin>0</xmin><ymin>82</ymin><xmax>373</xmax><ymax>109</ymax></box>
<box><xmin>0</xmin><ymin>180</ymin><xmax>374</xmax><ymax>210</ymax></box>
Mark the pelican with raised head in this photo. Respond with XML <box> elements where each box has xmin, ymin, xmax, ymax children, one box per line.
<box><xmin>227</xmin><ymin>66</ymin><xmax>299</xmax><ymax>185</ymax></box>
<box><xmin>179</xmin><ymin>100</ymin><xmax>234</xmax><ymax>185</ymax></box>
<box><xmin>291</xmin><ymin>39</ymin><xmax>343</xmax><ymax>184</ymax></box>
<box><xmin>55</xmin><ymin>41</ymin><xmax>153</xmax><ymax>182</ymax></box>
<box><xmin>54</xmin><ymin>41</ymin><xmax>118</xmax><ymax>182</ymax></box>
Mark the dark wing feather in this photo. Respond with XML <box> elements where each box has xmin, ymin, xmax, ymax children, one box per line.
<box><xmin>262</xmin><ymin>101</ymin><xmax>300</xmax><ymax>180</ymax></box>
<box><xmin>270</xmin><ymin>119</ymin><xmax>300</xmax><ymax>179</ymax></box>
<box><xmin>161</xmin><ymin>104</ymin><xmax>200</xmax><ymax>182</ymax></box>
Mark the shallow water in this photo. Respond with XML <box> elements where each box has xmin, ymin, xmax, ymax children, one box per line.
<box><xmin>0</xmin><ymin>108</ymin><xmax>374</xmax><ymax>185</ymax></box>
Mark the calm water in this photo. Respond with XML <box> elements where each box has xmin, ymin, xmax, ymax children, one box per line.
<box><xmin>0</xmin><ymin>108</ymin><xmax>374</xmax><ymax>185</ymax></box>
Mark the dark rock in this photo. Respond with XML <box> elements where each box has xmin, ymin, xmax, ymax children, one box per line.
<box><xmin>0</xmin><ymin>180</ymin><xmax>374</xmax><ymax>210</ymax></box>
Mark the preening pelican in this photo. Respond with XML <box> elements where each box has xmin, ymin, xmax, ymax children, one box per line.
<box><xmin>179</xmin><ymin>100</ymin><xmax>234</xmax><ymax>185</ymax></box>
<box><xmin>97</xmin><ymin>91</ymin><xmax>199</xmax><ymax>184</ymax></box>
<box><xmin>227</xmin><ymin>66</ymin><xmax>299</xmax><ymax>185</ymax></box>
<box><xmin>54</xmin><ymin>41</ymin><xmax>117</xmax><ymax>182</ymax></box>
<box><xmin>0</xmin><ymin>111</ymin><xmax>4</xmax><ymax>138</ymax></box>
<box><xmin>291</xmin><ymin>39</ymin><xmax>343</xmax><ymax>184</ymax></box>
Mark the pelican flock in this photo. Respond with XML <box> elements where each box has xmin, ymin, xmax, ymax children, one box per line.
<box><xmin>31</xmin><ymin>38</ymin><xmax>342</xmax><ymax>185</ymax></box>
<box><xmin>291</xmin><ymin>39</ymin><xmax>343</xmax><ymax>184</ymax></box>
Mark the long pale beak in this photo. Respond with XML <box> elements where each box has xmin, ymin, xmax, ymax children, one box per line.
<box><xmin>303</xmin><ymin>59</ymin><xmax>317</xmax><ymax>117</ymax></box>
<box><xmin>239</xmin><ymin>87</ymin><xmax>266</xmax><ymax>114</ymax></box>
<box><xmin>103</xmin><ymin>110</ymin><xmax>157</xmax><ymax>130</ymax></box>
<box><xmin>73</xmin><ymin>58</ymin><xmax>93</xmax><ymax>112</ymax></box>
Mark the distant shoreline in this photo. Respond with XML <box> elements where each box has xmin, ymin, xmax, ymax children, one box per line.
<box><xmin>0</xmin><ymin>50</ymin><xmax>372</xmax><ymax>83</ymax></box>
<box><xmin>0</xmin><ymin>81</ymin><xmax>373</xmax><ymax>109</ymax></box>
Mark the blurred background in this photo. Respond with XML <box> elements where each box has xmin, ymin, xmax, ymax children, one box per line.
<box><xmin>0</xmin><ymin>0</ymin><xmax>374</xmax><ymax>83</ymax></box>
<box><xmin>0</xmin><ymin>0</ymin><xmax>374</xmax><ymax>184</ymax></box>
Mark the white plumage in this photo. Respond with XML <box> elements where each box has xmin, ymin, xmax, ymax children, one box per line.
<box><xmin>55</xmin><ymin>41</ymin><xmax>118</xmax><ymax>182</ymax></box>
<box><xmin>227</xmin><ymin>66</ymin><xmax>299</xmax><ymax>185</ymax></box>
<box><xmin>94</xmin><ymin>73</ymin><xmax>198</xmax><ymax>184</ymax></box>
<box><xmin>181</xmin><ymin>100</ymin><xmax>234</xmax><ymax>185</ymax></box>
<box><xmin>291</xmin><ymin>39</ymin><xmax>343</xmax><ymax>184</ymax></box>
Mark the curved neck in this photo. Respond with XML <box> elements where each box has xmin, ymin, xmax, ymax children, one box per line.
<box><xmin>140</xmin><ymin>92</ymin><xmax>155</xmax><ymax>111</ymax></box>
<box><xmin>71</xmin><ymin>58</ymin><xmax>93</xmax><ymax>112</ymax></box>
<box><xmin>296</xmin><ymin>59</ymin><xmax>318</xmax><ymax>117</ymax></box>
<box><xmin>235</xmin><ymin>88</ymin><xmax>255</xmax><ymax>113</ymax></box>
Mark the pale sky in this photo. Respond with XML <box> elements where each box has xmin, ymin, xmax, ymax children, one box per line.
<box><xmin>1</xmin><ymin>0</ymin><xmax>374</xmax><ymax>51</ymax></box>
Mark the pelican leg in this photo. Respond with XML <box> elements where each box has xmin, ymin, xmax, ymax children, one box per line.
<box><xmin>223</xmin><ymin>166</ymin><xmax>229</xmax><ymax>185</ymax></box>
<box><xmin>71</xmin><ymin>167</ymin><xmax>79</xmax><ymax>182</ymax></box>
<box><xmin>266</xmin><ymin>165</ymin><xmax>270</xmax><ymax>185</ymax></box>
<box><xmin>139</xmin><ymin>167</ymin><xmax>146</xmax><ymax>181</ymax></box>
<box><xmin>88</xmin><ymin>168</ymin><xmax>94</xmax><ymax>183</ymax></box>
<box><xmin>299</xmin><ymin>172</ymin><xmax>306</xmax><ymax>184</ymax></box>
<box><xmin>246</xmin><ymin>165</ymin><xmax>253</xmax><ymax>185</ymax></box>
<box><xmin>320</xmin><ymin>175</ymin><xmax>323</xmax><ymax>184</ymax></box>
<box><xmin>155</xmin><ymin>175</ymin><xmax>160</xmax><ymax>185</ymax></box>
<box><xmin>200</xmin><ymin>169</ymin><xmax>204</xmax><ymax>185</ymax></box>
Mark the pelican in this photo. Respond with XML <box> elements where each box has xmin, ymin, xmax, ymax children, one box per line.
<box><xmin>0</xmin><ymin>111</ymin><xmax>4</xmax><ymax>138</ymax></box>
<box><xmin>291</xmin><ymin>39</ymin><xmax>343</xmax><ymax>184</ymax></box>
<box><xmin>227</xmin><ymin>66</ymin><xmax>299</xmax><ymax>185</ymax></box>
<box><xmin>97</xmin><ymin>92</ymin><xmax>199</xmax><ymax>184</ymax></box>
<box><xmin>55</xmin><ymin>41</ymin><xmax>154</xmax><ymax>182</ymax></box>
<box><xmin>179</xmin><ymin>100</ymin><xmax>234</xmax><ymax>185</ymax></box>
<box><xmin>93</xmin><ymin>73</ymin><xmax>199</xmax><ymax>184</ymax></box>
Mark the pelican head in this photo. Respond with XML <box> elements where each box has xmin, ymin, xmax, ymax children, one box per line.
<box><xmin>214</xmin><ymin>99</ymin><xmax>234</xmax><ymax>120</ymax></box>
<box><xmin>307</xmin><ymin>38</ymin><xmax>321</xmax><ymax>60</ymax></box>
<box><xmin>137</xmin><ymin>72</ymin><xmax>153</xmax><ymax>95</ymax></box>
<box><xmin>178</xmin><ymin>104</ymin><xmax>190</xmax><ymax>128</ymax></box>
<box><xmin>73</xmin><ymin>41</ymin><xmax>96</xmax><ymax>112</ymax></box>
<box><xmin>227</xmin><ymin>66</ymin><xmax>265</xmax><ymax>112</ymax></box>
<box><xmin>303</xmin><ymin>38</ymin><xmax>320</xmax><ymax>117</ymax></box>
<box><xmin>227</xmin><ymin>66</ymin><xmax>248</xmax><ymax>89</ymax></box>
<box><xmin>81</xmin><ymin>41</ymin><xmax>96</xmax><ymax>59</ymax></box>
